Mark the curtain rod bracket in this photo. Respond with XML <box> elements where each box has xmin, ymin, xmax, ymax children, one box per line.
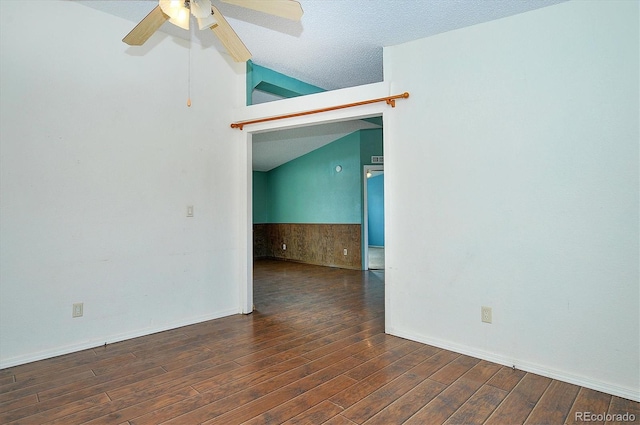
<box><xmin>230</xmin><ymin>92</ymin><xmax>409</xmax><ymax>130</ymax></box>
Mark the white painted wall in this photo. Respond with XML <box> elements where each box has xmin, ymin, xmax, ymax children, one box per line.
<box><xmin>0</xmin><ymin>1</ymin><xmax>246</xmax><ymax>367</ymax></box>
<box><xmin>384</xmin><ymin>1</ymin><xmax>639</xmax><ymax>400</ymax></box>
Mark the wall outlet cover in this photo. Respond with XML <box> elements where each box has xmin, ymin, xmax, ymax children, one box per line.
<box><xmin>481</xmin><ymin>306</ymin><xmax>492</xmax><ymax>324</ymax></box>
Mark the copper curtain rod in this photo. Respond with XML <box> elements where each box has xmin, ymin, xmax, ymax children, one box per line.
<box><xmin>230</xmin><ymin>92</ymin><xmax>410</xmax><ymax>130</ymax></box>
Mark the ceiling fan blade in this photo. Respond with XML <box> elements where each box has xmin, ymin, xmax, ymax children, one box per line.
<box><xmin>220</xmin><ymin>0</ymin><xmax>303</xmax><ymax>21</ymax></box>
<box><xmin>210</xmin><ymin>5</ymin><xmax>252</xmax><ymax>62</ymax></box>
<box><xmin>123</xmin><ymin>6</ymin><xmax>170</xmax><ymax>46</ymax></box>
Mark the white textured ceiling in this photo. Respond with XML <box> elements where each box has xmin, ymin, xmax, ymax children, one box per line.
<box><xmin>80</xmin><ymin>0</ymin><xmax>566</xmax><ymax>91</ymax></box>
<box><xmin>252</xmin><ymin>119</ymin><xmax>381</xmax><ymax>172</ymax></box>
<box><xmin>77</xmin><ymin>0</ymin><xmax>566</xmax><ymax>170</ymax></box>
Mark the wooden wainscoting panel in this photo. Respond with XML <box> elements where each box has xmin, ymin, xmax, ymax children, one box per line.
<box><xmin>256</xmin><ymin>223</ymin><xmax>361</xmax><ymax>269</ymax></box>
<box><xmin>253</xmin><ymin>224</ymin><xmax>268</xmax><ymax>259</ymax></box>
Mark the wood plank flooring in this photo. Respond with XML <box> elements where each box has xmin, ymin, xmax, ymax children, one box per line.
<box><xmin>1</xmin><ymin>259</ymin><xmax>638</xmax><ymax>424</ymax></box>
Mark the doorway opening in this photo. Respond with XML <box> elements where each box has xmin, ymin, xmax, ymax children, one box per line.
<box><xmin>240</xmin><ymin>87</ymin><xmax>391</xmax><ymax>315</ymax></box>
<box><xmin>363</xmin><ymin>165</ymin><xmax>384</xmax><ymax>270</ymax></box>
<box><xmin>251</xmin><ymin>120</ymin><xmax>382</xmax><ymax>274</ymax></box>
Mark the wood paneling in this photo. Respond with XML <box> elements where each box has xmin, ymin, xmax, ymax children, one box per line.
<box><xmin>253</xmin><ymin>224</ymin><xmax>268</xmax><ymax>258</ymax></box>
<box><xmin>254</xmin><ymin>223</ymin><xmax>361</xmax><ymax>269</ymax></box>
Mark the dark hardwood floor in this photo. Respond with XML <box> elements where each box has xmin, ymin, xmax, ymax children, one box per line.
<box><xmin>1</xmin><ymin>259</ymin><xmax>638</xmax><ymax>424</ymax></box>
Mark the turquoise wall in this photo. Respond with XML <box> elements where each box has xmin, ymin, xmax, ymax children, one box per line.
<box><xmin>367</xmin><ymin>174</ymin><xmax>385</xmax><ymax>246</ymax></box>
<box><xmin>253</xmin><ymin>171</ymin><xmax>268</xmax><ymax>223</ymax></box>
<box><xmin>360</xmin><ymin>128</ymin><xmax>384</xmax><ymax>165</ymax></box>
<box><xmin>267</xmin><ymin>132</ymin><xmax>362</xmax><ymax>223</ymax></box>
<box><xmin>246</xmin><ymin>61</ymin><xmax>325</xmax><ymax>106</ymax></box>
<box><xmin>253</xmin><ymin>128</ymin><xmax>383</xmax><ymax>225</ymax></box>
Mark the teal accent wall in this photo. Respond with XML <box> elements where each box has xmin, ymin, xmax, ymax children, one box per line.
<box><xmin>253</xmin><ymin>171</ymin><xmax>268</xmax><ymax>223</ymax></box>
<box><xmin>360</xmin><ymin>128</ymin><xmax>384</xmax><ymax>164</ymax></box>
<box><xmin>246</xmin><ymin>61</ymin><xmax>326</xmax><ymax>106</ymax></box>
<box><xmin>268</xmin><ymin>132</ymin><xmax>362</xmax><ymax>223</ymax></box>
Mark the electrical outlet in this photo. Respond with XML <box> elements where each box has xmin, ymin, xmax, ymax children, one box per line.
<box><xmin>282</xmin><ymin>243</ymin><xmax>286</xmax><ymax>250</ymax></box>
<box><xmin>343</xmin><ymin>248</ymin><xmax>348</xmax><ymax>256</ymax></box>
<box><xmin>481</xmin><ymin>306</ymin><xmax>492</xmax><ymax>324</ymax></box>
<box><xmin>73</xmin><ymin>303</ymin><xmax>83</xmax><ymax>318</ymax></box>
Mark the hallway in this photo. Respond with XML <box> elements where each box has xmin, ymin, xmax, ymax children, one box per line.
<box><xmin>367</xmin><ymin>246</ymin><xmax>385</xmax><ymax>270</ymax></box>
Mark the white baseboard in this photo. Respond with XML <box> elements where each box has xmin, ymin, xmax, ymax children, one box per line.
<box><xmin>386</xmin><ymin>327</ymin><xmax>640</xmax><ymax>402</ymax></box>
<box><xmin>0</xmin><ymin>308</ymin><xmax>238</xmax><ymax>370</ymax></box>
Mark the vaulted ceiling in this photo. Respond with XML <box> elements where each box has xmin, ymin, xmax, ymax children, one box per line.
<box><xmin>79</xmin><ymin>0</ymin><xmax>566</xmax><ymax>91</ymax></box>
<box><xmin>78</xmin><ymin>0</ymin><xmax>566</xmax><ymax>170</ymax></box>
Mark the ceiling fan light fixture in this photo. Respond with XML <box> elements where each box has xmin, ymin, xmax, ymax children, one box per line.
<box><xmin>159</xmin><ymin>0</ymin><xmax>186</xmax><ymax>16</ymax></box>
<box><xmin>169</xmin><ymin>13</ymin><xmax>190</xmax><ymax>30</ymax></box>
<box><xmin>159</xmin><ymin>0</ymin><xmax>190</xmax><ymax>30</ymax></box>
<box><xmin>125</xmin><ymin>0</ymin><xmax>304</xmax><ymax>62</ymax></box>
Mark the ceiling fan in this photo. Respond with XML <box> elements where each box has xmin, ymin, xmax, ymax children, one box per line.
<box><xmin>123</xmin><ymin>0</ymin><xmax>303</xmax><ymax>62</ymax></box>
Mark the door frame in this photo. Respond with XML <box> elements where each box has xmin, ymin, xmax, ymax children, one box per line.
<box><xmin>238</xmin><ymin>82</ymin><xmax>392</xmax><ymax>315</ymax></box>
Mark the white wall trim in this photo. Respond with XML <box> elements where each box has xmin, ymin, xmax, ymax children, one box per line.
<box><xmin>387</xmin><ymin>327</ymin><xmax>640</xmax><ymax>402</ymax></box>
<box><xmin>0</xmin><ymin>308</ymin><xmax>238</xmax><ymax>370</ymax></box>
